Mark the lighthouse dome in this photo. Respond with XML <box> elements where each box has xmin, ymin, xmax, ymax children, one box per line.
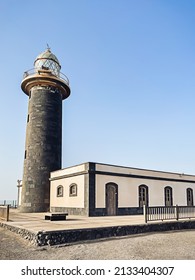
<box><xmin>34</xmin><ymin>48</ymin><xmax>61</xmax><ymax>76</ymax></box>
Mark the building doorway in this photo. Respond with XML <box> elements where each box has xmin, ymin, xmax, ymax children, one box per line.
<box><xmin>105</xmin><ymin>183</ymin><xmax>118</xmax><ymax>216</ymax></box>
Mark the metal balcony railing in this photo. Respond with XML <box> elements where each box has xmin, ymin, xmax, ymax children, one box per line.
<box><xmin>23</xmin><ymin>68</ymin><xmax>70</xmax><ymax>85</ymax></box>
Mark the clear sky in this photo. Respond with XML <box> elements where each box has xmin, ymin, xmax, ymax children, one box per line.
<box><xmin>0</xmin><ymin>0</ymin><xmax>195</xmax><ymax>200</ymax></box>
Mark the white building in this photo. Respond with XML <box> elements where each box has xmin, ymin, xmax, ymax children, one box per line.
<box><xmin>50</xmin><ymin>162</ymin><xmax>195</xmax><ymax>216</ymax></box>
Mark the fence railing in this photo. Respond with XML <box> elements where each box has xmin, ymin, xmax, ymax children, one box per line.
<box><xmin>144</xmin><ymin>205</ymin><xmax>195</xmax><ymax>223</ymax></box>
<box><xmin>0</xmin><ymin>200</ymin><xmax>17</xmax><ymax>208</ymax></box>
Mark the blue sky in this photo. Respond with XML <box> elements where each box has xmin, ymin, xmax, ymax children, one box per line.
<box><xmin>0</xmin><ymin>0</ymin><xmax>195</xmax><ymax>200</ymax></box>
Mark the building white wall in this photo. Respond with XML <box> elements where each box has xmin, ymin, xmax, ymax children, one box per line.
<box><xmin>50</xmin><ymin>163</ymin><xmax>86</xmax><ymax>179</ymax></box>
<box><xmin>49</xmin><ymin>162</ymin><xmax>195</xmax><ymax>214</ymax></box>
<box><xmin>50</xmin><ymin>174</ymin><xmax>85</xmax><ymax>209</ymax></box>
<box><xmin>96</xmin><ymin>163</ymin><xmax>195</xmax><ymax>182</ymax></box>
<box><xmin>95</xmin><ymin>163</ymin><xmax>195</xmax><ymax>208</ymax></box>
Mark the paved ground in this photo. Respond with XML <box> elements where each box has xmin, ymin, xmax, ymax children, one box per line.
<box><xmin>1</xmin><ymin>209</ymin><xmax>195</xmax><ymax>260</ymax></box>
<box><xmin>6</xmin><ymin>209</ymin><xmax>145</xmax><ymax>233</ymax></box>
<box><xmin>0</xmin><ymin>226</ymin><xmax>195</xmax><ymax>260</ymax></box>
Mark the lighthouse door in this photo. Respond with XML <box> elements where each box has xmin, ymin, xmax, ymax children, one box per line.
<box><xmin>106</xmin><ymin>183</ymin><xmax>118</xmax><ymax>216</ymax></box>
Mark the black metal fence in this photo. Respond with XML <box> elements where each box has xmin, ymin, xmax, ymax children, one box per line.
<box><xmin>144</xmin><ymin>205</ymin><xmax>195</xmax><ymax>223</ymax></box>
<box><xmin>0</xmin><ymin>200</ymin><xmax>17</xmax><ymax>208</ymax></box>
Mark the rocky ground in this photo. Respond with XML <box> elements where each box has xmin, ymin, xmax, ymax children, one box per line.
<box><xmin>0</xmin><ymin>227</ymin><xmax>195</xmax><ymax>260</ymax></box>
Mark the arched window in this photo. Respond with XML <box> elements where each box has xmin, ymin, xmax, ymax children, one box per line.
<box><xmin>187</xmin><ymin>188</ymin><xmax>194</xmax><ymax>206</ymax></box>
<box><xmin>69</xmin><ymin>183</ymin><xmax>77</xmax><ymax>197</ymax></box>
<box><xmin>138</xmin><ymin>185</ymin><xmax>148</xmax><ymax>207</ymax></box>
<box><xmin>164</xmin><ymin>186</ymin><xmax>173</xmax><ymax>206</ymax></box>
<box><xmin>56</xmin><ymin>185</ymin><xmax>63</xmax><ymax>197</ymax></box>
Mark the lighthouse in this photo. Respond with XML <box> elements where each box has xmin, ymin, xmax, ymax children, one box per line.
<box><xmin>20</xmin><ymin>48</ymin><xmax>70</xmax><ymax>212</ymax></box>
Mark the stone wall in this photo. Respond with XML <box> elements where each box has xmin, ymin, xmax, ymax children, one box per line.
<box><xmin>0</xmin><ymin>222</ymin><xmax>37</xmax><ymax>244</ymax></box>
<box><xmin>20</xmin><ymin>86</ymin><xmax>63</xmax><ymax>212</ymax></box>
<box><xmin>36</xmin><ymin>220</ymin><xmax>195</xmax><ymax>246</ymax></box>
<box><xmin>1</xmin><ymin>219</ymin><xmax>195</xmax><ymax>247</ymax></box>
<box><xmin>50</xmin><ymin>207</ymin><xmax>88</xmax><ymax>216</ymax></box>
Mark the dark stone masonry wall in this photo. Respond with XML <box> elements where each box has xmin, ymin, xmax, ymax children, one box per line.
<box><xmin>0</xmin><ymin>223</ymin><xmax>37</xmax><ymax>244</ymax></box>
<box><xmin>1</xmin><ymin>220</ymin><xmax>195</xmax><ymax>247</ymax></box>
<box><xmin>89</xmin><ymin>207</ymin><xmax>144</xmax><ymax>216</ymax></box>
<box><xmin>50</xmin><ymin>207</ymin><xmax>88</xmax><ymax>216</ymax></box>
<box><xmin>20</xmin><ymin>86</ymin><xmax>62</xmax><ymax>213</ymax></box>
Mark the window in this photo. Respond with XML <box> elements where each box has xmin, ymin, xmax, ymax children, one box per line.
<box><xmin>187</xmin><ymin>188</ymin><xmax>193</xmax><ymax>206</ymax></box>
<box><xmin>138</xmin><ymin>185</ymin><xmax>148</xmax><ymax>207</ymax></box>
<box><xmin>164</xmin><ymin>186</ymin><xmax>173</xmax><ymax>206</ymax></box>
<box><xmin>69</xmin><ymin>184</ymin><xmax>77</xmax><ymax>197</ymax></box>
<box><xmin>24</xmin><ymin>150</ymin><xmax>27</xmax><ymax>159</ymax></box>
<box><xmin>56</xmin><ymin>185</ymin><xmax>63</xmax><ymax>197</ymax></box>
<box><xmin>27</xmin><ymin>114</ymin><xmax>29</xmax><ymax>123</ymax></box>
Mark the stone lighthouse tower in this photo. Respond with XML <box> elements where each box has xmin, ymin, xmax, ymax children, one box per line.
<box><xmin>20</xmin><ymin>48</ymin><xmax>70</xmax><ymax>212</ymax></box>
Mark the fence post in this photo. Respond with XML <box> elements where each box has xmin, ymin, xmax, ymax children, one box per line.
<box><xmin>6</xmin><ymin>205</ymin><xmax>9</xmax><ymax>221</ymax></box>
<box><xmin>176</xmin><ymin>205</ymin><xmax>179</xmax><ymax>220</ymax></box>
<box><xmin>143</xmin><ymin>204</ymin><xmax>147</xmax><ymax>223</ymax></box>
